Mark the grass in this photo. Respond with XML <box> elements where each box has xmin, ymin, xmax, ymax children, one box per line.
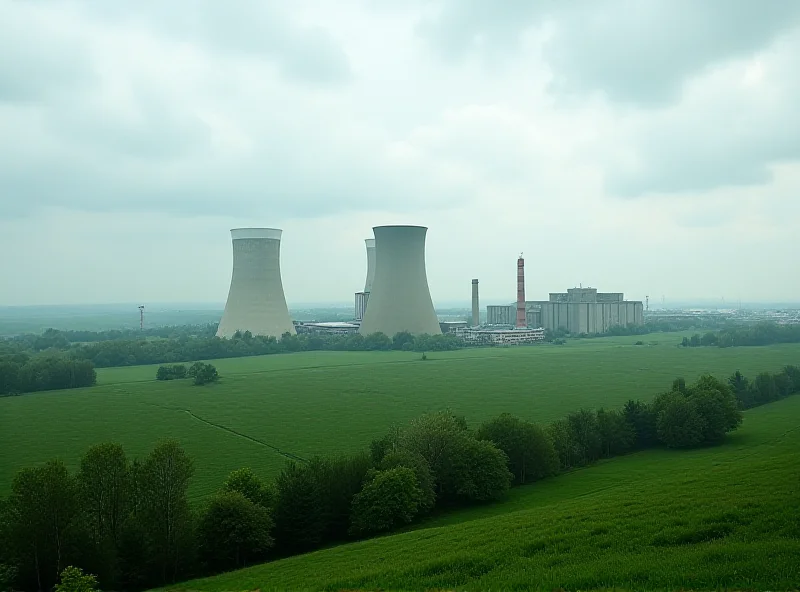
<box><xmin>164</xmin><ymin>396</ymin><xmax>800</xmax><ymax>591</ymax></box>
<box><xmin>1</xmin><ymin>333</ymin><xmax>800</xmax><ymax>502</ymax></box>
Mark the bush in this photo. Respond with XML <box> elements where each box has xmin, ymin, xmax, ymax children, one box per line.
<box><xmin>197</xmin><ymin>491</ymin><xmax>274</xmax><ymax>571</ymax></box>
<box><xmin>188</xmin><ymin>362</ymin><xmax>219</xmax><ymax>386</ymax></box>
<box><xmin>155</xmin><ymin>364</ymin><xmax>188</xmax><ymax>381</ymax></box>
<box><xmin>349</xmin><ymin>468</ymin><xmax>421</xmax><ymax>535</ymax></box>
<box><xmin>55</xmin><ymin>566</ymin><xmax>99</xmax><ymax>592</ymax></box>
<box><xmin>476</xmin><ymin>414</ymin><xmax>558</xmax><ymax>485</ymax></box>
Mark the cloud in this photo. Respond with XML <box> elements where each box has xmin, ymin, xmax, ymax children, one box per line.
<box><xmin>79</xmin><ymin>0</ymin><xmax>352</xmax><ymax>86</ymax></box>
<box><xmin>417</xmin><ymin>0</ymin><xmax>800</xmax><ymax>105</ymax></box>
<box><xmin>601</xmin><ymin>34</ymin><xmax>800</xmax><ymax>196</ymax></box>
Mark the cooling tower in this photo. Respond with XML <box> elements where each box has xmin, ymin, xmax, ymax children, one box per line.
<box><xmin>216</xmin><ymin>228</ymin><xmax>295</xmax><ymax>339</ymax></box>
<box><xmin>364</xmin><ymin>238</ymin><xmax>376</xmax><ymax>293</ymax></box>
<box><xmin>359</xmin><ymin>225</ymin><xmax>441</xmax><ymax>336</ymax></box>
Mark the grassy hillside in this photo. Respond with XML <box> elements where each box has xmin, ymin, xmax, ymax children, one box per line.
<box><xmin>166</xmin><ymin>396</ymin><xmax>800</xmax><ymax>591</ymax></box>
<box><xmin>2</xmin><ymin>334</ymin><xmax>799</xmax><ymax>501</ymax></box>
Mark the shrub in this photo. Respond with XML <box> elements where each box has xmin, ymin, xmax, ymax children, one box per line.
<box><xmin>54</xmin><ymin>566</ymin><xmax>99</xmax><ymax>592</ymax></box>
<box><xmin>155</xmin><ymin>364</ymin><xmax>188</xmax><ymax>381</ymax></box>
<box><xmin>349</xmin><ymin>467</ymin><xmax>421</xmax><ymax>536</ymax></box>
<box><xmin>188</xmin><ymin>362</ymin><xmax>219</xmax><ymax>386</ymax></box>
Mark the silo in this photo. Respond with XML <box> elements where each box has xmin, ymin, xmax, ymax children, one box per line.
<box><xmin>359</xmin><ymin>225</ymin><xmax>441</xmax><ymax>336</ymax></box>
<box><xmin>216</xmin><ymin>228</ymin><xmax>295</xmax><ymax>339</ymax></box>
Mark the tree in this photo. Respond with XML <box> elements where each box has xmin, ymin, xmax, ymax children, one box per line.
<box><xmin>391</xmin><ymin>331</ymin><xmax>415</xmax><ymax>351</ymax></box>
<box><xmin>728</xmin><ymin>370</ymin><xmax>753</xmax><ymax>408</ymax></box>
<box><xmin>189</xmin><ymin>363</ymin><xmax>219</xmax><ymax>386</ymax></box>
<box><xmin>449</xmin><ymin>438</ymin><xmax>512</xmax><ymax>502</ymax></box>
<box><xmin>308</xmin><ymin>454</ymin><xmax>372</xmax><ymax>542</ymax></box>
<box><xmin>197</xmin><ymin>491</ymin><xmax>274</xmax><ymax>571</ymax></box>
<box><xmin>547</xmin><ymin>418</ymin><xmax>580</xmax><ymax>470</ymax></box>
<box><xmin>222</xmin><ymin>468</ymin><xmax>275</xmax><ymax>509</ymax></box>
<box><xmin>654</xmin><ymin>392</ymin><xmax>706</xmax><ymax>448</ymax></box>
<box><xmin>400</xmin><ymin>410</ymin><xmax>468</xmax><ymax>495</ymax></box>
<box><xmin>77</xmin><ymin>443</ymin><xmax>130</xmax><ymax>548</ymax></box>
<box><xmin>273</xmin><ymin>461</ymin><xmax>322</xmax><ymax>553</ymax></box>
<box><xmin>135</xmin><ymin>440</ymin><xmax>195</xmax><ymax>585</ymax></box>
<box><xmin>349</xmin><ymin>468</ymin><xmax>421</xmax><ymax>536</ymax></box>
<box><xmin>566</xmin><ymin>409</ymin><xmax>602</xmax><ymax>465</ymax></box>
<box><xmin>688</xmin><ymin>375</ymin><xmax>742</xmax><ymax>443</ymax></box>
<box><xmin>54</xmin><ymin>566</ymin><xmax>99</xmax><ymax>592</ymax></box>
<box><xmin>476</xmin><ymin>414</ymin><xmax>558</xmax><ymax>484</ymax></box>
<box><xmin>6</xmin><ymin>461</ymin><xmax>79</xmax><ymax>591</ymax></box>
<box><xmin>595</xmin><ymin>408</ymin><xmax>635</xmax><ymax>457</ymax></box>
<box><xmin>622</xmin><ymin>399</ymin><xmax>657</xmax><ymax>449</ymax></box>
<box><xmin>379</xmin><ymin>450</ymin><xmax>436</xmax><ymax>513</ymax></box>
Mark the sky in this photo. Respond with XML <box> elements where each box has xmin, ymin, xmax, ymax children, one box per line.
<box><xmin>1</xmin><ymin>0</ymin><xmax>798</xmax><ymax>307</ymax></box>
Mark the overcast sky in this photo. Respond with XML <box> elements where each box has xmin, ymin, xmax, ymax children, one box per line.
<box><xmin>1</xmin><ymin>0</ymin><xmax>798</xmax><ymax>307</ymax></box>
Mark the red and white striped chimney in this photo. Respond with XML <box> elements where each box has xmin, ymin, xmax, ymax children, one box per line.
<box><xmin>516</xmin><ymin>254</ymin><xmax>526</xmax><ymax>328</ymax></box>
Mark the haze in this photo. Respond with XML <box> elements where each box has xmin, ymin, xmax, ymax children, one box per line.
<box><xmin>1</xmin><ymin>0</ymin><xmax>798</xmax><ymax>307</ymax></box>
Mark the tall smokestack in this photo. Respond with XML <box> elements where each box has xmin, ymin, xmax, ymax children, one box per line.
<box><xmin>471</xmin><ymin>279</ymin><xmax>479</xmax><ymax>327</ymax></box>
<box><xmin>217</xmin><ymin>228</ymin><xmax>295</xmax><ymax>339</ymax></box>
<box><xmin>516</xmin><ymin>254</ymin><xmax>526</xmax><ymax>328</ymax></box>
<box><xmin>359</xmin><ymin>225</ymin><xmax>441</xmax><ymax>336</ymax></box>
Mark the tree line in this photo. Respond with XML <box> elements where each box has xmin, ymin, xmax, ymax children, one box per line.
<box><xmin>0</xmin><ymin>354</ymin><xmax>96</xmax><ymax>396</ymax></box>
<box><xmin>680</xmin><ymin>322</ymin><xmax>800</xmax><ymax>348</ymax></box>
<box><xmin>1</xmin><ymin>328</ymin><xmax>464</xmax><ymax>371</ymax></box>
<box><xmin>4</xmin><ymin>364</ymin><xmax>796</xmax><ymax>591</ymax></box>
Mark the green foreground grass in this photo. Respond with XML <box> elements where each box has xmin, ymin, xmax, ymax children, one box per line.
<box><xmin>167</xmin><ymin>396</ymin><xmax>800</xmax><ymax>591</ymax></box>
<box><xmin>2</xmin><ymin>334</ymin><xmax>800</xmax><ymax>501</ymax></box>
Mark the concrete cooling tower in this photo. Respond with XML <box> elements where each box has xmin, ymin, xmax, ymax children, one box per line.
<box><xmin>359</xmin><ymin>225</ymin><xmax>441</xmax><ymax>336</ymax></box>
<box><xmin>216</xmin><ymin>228</ymin><xmax>295</xmax><ymax>339</ymax></box>
<box><xmin>364</xmin><ymin>238</ymin><xmax>376</xmax><ymax>292</ymax></box>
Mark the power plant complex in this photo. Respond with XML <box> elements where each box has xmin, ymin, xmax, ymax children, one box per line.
<box><xmin>214</xmin><ymin>225</ymin><xmax>644</xmax><ymax>342</ymax></box>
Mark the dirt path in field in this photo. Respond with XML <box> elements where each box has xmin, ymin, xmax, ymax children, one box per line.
<box><xmin>147</xmin><ymin>402</ymin><xmax>308</xmax><ymax>463</ymax></box>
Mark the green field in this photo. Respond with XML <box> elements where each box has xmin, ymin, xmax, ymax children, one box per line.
<box><xmin>166</xmin><ymin>396</ymin><xmax>800</xmax><ymax>591</ymax></box>
<box><xmin>2</xmin><ymin>334</ymin><xmax>800</xmax><ymax>503</ymax></box>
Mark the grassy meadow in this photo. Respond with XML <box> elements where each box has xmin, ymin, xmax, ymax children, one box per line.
<box><xmin>2</xmin><ymin>333</ymin><xmax>800</xmax><ymax>503</ymax></box>
<box><xmin>165</xmin><ymin>395</ymin><xmax>800</xmax><ymax>591</ymax></box>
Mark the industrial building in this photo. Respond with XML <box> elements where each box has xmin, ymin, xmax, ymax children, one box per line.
<box><xmin>354</xmin><ymin>238</ymin><xmax>375</xmax><ymax>322</ymax></box>
<box><xmin>359</xmin><ymin>225</ymin><xmax>441</xmax><ymax>336</ymax></box>
<box><xmin>216</xmin><ymin>228</ymin><xmax>295</xmax><ymax>339</ymax></box>
<box><xmin>296</xmin><ymin>321</ymin><xmax>359</xmax><ymax>335</ymax></box>
<box><xmin>459</xmin><ymin>327</ymin><xmax>545</xmax><ymax>345</ymax></box>
<box><xmin>487</xmin><ymin>287</ymin><xmax>644</xmax><ymax>335</ymax></box>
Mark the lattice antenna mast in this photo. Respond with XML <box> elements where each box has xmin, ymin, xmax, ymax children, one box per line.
<box><xmin>138</xmin><ymin>305</ymin><xmax>145</xmax><ymax>331</ymax></box>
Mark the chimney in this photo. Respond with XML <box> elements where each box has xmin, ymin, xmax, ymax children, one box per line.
<box><xmin>471</xmin><ymin>279</ymin><xmax>479</xmax><ymax>327</ymax></box>
<box><xmin>516</xmin><ymin>254</ymin><xmax>526</xmax><ymax>328</ymax></box>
